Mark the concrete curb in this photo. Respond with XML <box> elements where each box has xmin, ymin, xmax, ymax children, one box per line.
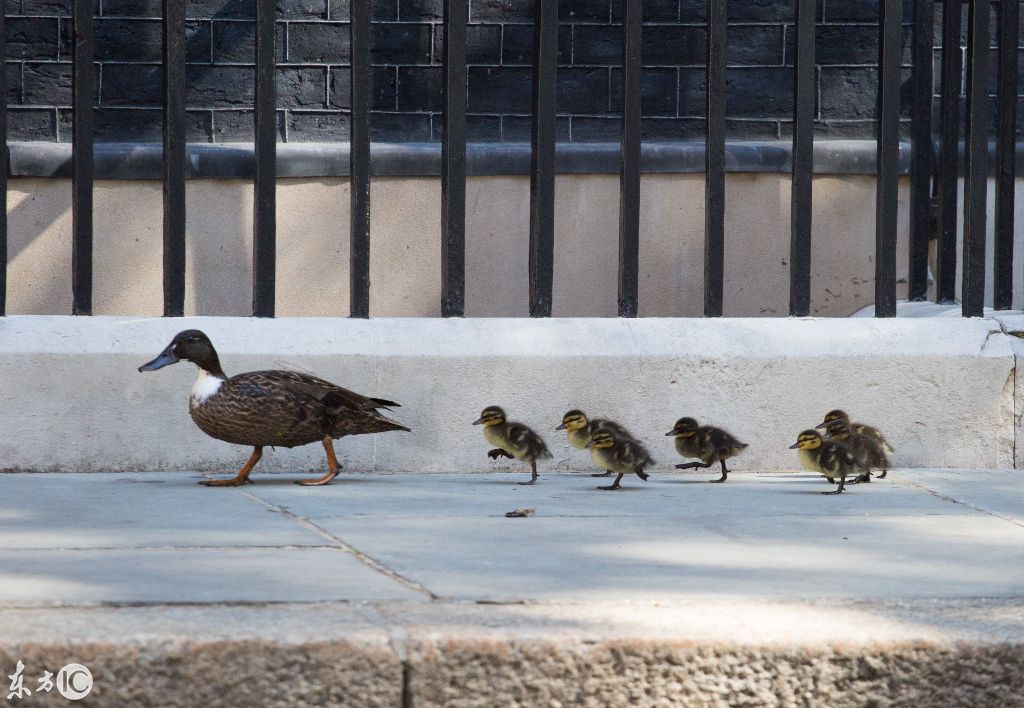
<box><xmin>0</xmin><ymin>313</ymin><xmax>1016</xmax><ymax>473</ymax></box>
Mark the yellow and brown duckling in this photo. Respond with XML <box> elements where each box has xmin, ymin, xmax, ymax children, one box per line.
<box><xmin>557</xmin><ymin>409</ymin><xmax>637</xmax><ymax>477</ymax></box>
<box><xmin>824</xmin><ymin>419</ymin><xmax>890</xmax><ymax>480</ymax></box>
<box><xmin>473</xmin><ymin>406</ymin><xmax>552</xmax><ymax>485</ymax></box>
<box><xmin>666</xmin><ymin>417</ymin><xmax>747</xmax><ymax>483</ymax></box>
<box><xmin>138</xmin><ymin>329</ymin><xmax>409</xmax><ymax>487</ymax></box>
<box><xmin>789</xmin><ymin>430</ymin><xmax>869</xmax><ymax>494</ymax></box>
<box><xmin>585</xmin><ymin>426</ymin><xmax>655</xmax><ymax>491</ymax></box>
<box><xmin>816</xmin><ymin>409</ymin><xmax>893</xmax><ymax>454</ymax></box>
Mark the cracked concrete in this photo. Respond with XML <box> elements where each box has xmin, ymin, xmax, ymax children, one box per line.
<box><xmin>0</xmin><ymin>470</ymin><xmax>1022</xmax><ymax>706</ymax></box>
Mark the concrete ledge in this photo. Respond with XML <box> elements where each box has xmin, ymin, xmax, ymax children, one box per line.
<box><xmin>0</xmin><ymin>315</ymin><xmax>1015</xmax><ymax>472</ymax></box>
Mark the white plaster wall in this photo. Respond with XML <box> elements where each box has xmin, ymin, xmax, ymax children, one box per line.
<box><xmin>0</xmin><ymin>316</ymin><xmax>1013</xmax><ymax>474</ymax></box>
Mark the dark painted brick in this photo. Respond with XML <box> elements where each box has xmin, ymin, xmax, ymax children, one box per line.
<box><xmin>103</xmin><ymin>64</ymin><xmax>162</xmax><ymax>106</ymax></box>
<box><xmin>810</xmin><ymin>24</ymin><xmax>913</xmax><ymax>66</ymax></box>
<box><xmin>330</xmin><ymin>0</ymin><xmax>400</xmax><ymax>22</ymax></box>
<box><xmin>502</xmin><ymin>24</ymin><xmax>571</xmax><ymax>65</ymax></box>
<box><xmin>287</xmin><ymin>111</ymin><xmax>349</xmax><ymax>141</ymax></box>
<box><xmin>468</xmin><ymin>66</ymin><xmax>532</xmax><ymax>113</ymax></box>
<box><xmin>501</xmin><ymin>114</ymin><xmax>571</xmax><ymax>140</ymax></box>
<box><xmin>396</xmin><ymin>65</ymin><xmax>441</xmax><ymax>111</ymax></box>
<box><xmin>211</xmin><ymin>21</ymin><xmax>285</xmax><ymax>63</ymax></box>
<box><xmin>558</xmin><ymin>67</ymin><xmax>609</xmax><ymax>113</ymax></box>
<box><xmin>728</xmin><ymin>25</ymin><xmax>784</xmax><ymax>67</ymax></box>
<box><xmin>559</xmin><ymin>0</ymin><xmax>610</xmax><ymax>23</ymax></box>
<box><xmin>6</xmin><ymin>18</ymin><xmax>60</xmax><ymax>61</ymax></box>
<box><xmin>609</xmin><ymin>67</ymin><xmax>677</xmax><ymax>116</ymax></box>
<box><xmin>569</xmin><ymin>116</ymin><xmax>619</xmax><ymax>140</ymax></box>
<box><xmin>470</xmin><ymin>0</ymin><xmax>532</xmax><ymax>23</ymax></box>
<box><xmin>724</xmin><ymin>119</ymin><xmax>780</xmax><ymax>139</ymax></box>
<box><xmin>187</xmin><ymin>0</ymin><xmax>327</xmax><ymax>20</ymax></box>
<box><xmin>287</xmin><ymin>22</ymin><xmax>351</xmax><ymax>64</ymax></box>
<box><xmin>400</xmin><ymin>0</ymin><xmax>442</xmax><ymax>21</ymax></box>
<box><xmin>638</xmin><ymin>117</ymin><xmax>706</xmax><ymax>140</ymax></box>
<box><xmin>679</xmin><ymin>0</ymin><xmax>824</xmax><ymax>23</ymax></box>
<box><xmin>189</xmin><ymin>65</ymin><xmax>254</xmax><ymax>106</ymax></box>
<box><xmin>370</xmin><ymin>112</ymin><xmax>432</xmax><ymax>140</ymax></box>
<box><xmin>724</xmin><ymin>67</ymin><xmax>794</xmax><ymax>117</ymax></box>
<box><xmin>90</xmin><ymin>107</ymin><xmax>209</xmax><ymax>141</ymax></box>
<box><xmin>433</xmin><ymin>24</ymin><xmax>502</xmax><ymax>65</ymax></box>
<box><xmin>24</xmin><ymin>62</ymin><xmax>71</xmax><ymax>105</ymax></box>
<box><xmin>824</xmin><ymin>0</ymin><xmax>913</xmax><ymax>23</ymax></box>
<box><xmin>211</xmin><ymin>109</ymin><xmax>286</xmax><ymax>141</ymax></box>
<box><xmin>95</xmin><ymin>19</ymin><xmax>211</xmax><ymax>63</ymax></box>
<box><xmin>610</xmin><ymin>0</ymin><xmax>680</xmax><ymax>23</ymax></box>
<box><xmin>430</xmin><ymin>114</ymin><xmax>504</xmax><ymax>141</ymax></box>
<box><xmin>7</xmin><ymin>108</ymin><xmax>56</xmax><ymax>141</ymax></box>
<box><xmin>278</xmin><ymin>66</ymin><xmax>328</xmax><ymax>108</ymax></box>
<box><xmin>819</xmin><ymin>66</ymin><xmax>913</xmax><ymax>119</ymax></box>
<box><xmin>643</xmin><ymin>25</ymin><xmax>706</xmax><ymax>65</ymax></box>
<box><xmin>330</xmin><ymin>65</ymin><xmax>397</xmax><ymax>109</ymax></box>
<box><xmin>102</xmin><ymin>0</ymin><xmax>163</xmax><ymax>16</ymax></box>
<box><xmin>572</xmin><ymin>25</ymin><xmax>623</xmax><ymax>65</ymax></box>
<box><xmin>6</xmin><ymin>62</ymin><xmax>22</xmax><ymax>104</ymax></box>
<box><xmin>21</xmin><ymin>0</ymin><xmax>74</xmax><ymax>14</ymax></box>
<box><xmin>372</xmin><ymin>23</ymin><xmax>433</xmax><ymax>65</ymax></box>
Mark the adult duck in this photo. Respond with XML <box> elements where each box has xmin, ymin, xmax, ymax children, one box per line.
<box><xmin>138</xmin><ymin>329</ymin><xmax>409</xmax><ymax>486</ymax></box>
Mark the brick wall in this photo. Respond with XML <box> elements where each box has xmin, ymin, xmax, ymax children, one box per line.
<box><xmin>3</xmin><ymin>0</ymin><xmax>1020</xmax><ymax>143</ymax></box>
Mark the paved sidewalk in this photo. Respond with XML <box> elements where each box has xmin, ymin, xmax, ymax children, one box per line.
<box><xmin>1</xmin><ymin>469</ymin><xmax>1022</xmax><ymax>705</ymax></box>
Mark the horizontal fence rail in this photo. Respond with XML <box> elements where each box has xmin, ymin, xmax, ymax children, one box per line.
<box><xmin>2</xmin><ymin>0</ymin><xmax>1021</xmax><ymax>320</ymax></box>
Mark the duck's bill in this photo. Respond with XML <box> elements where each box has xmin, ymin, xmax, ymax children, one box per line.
<box><xmin>788</xmin><ymin>442</ymin><xmax>800</xmax><ymax>449</ymax></box>
<box><xmin>813</xmin><ymin>421</ymin><xmax>827</xmax><ymax>430</ymax></box>
<box><xmin>472</xmin><ymin>417</ymin><xmax>485</xmax><ymax>425</ymax></box>
<box><xmin>584</xmin><ymin>441</ymin><xmax>594</xmax><ymax>448</ymax></box>
<box><xmin>555</xmin><ymin>422</ymin><xmax>567</xmax><ymax>430</ymax></box>
<box><xmin>664</xmin><ymin>430</ymin><xmax>676</xmax><ymax>436</ymax></box>
<box><xmin>138</xmin><ymin>346</ymin><xmax>179</xmax><ymax>372</ymax></box>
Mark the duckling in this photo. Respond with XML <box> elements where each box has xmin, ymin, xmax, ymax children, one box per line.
<box><xmin>556</xmin><ymin>409</ymin><xmax>636</xmax><ymax>477</ymax></box>
<box><xmin>666</xmin><ymin>417</ymin><xmax>747</xmax><ymax>483</ymax></box>
<box><xmin>473</xmin><ymin>406</ymin><xmax>552</xmax><ymax>485</ymax></box>
<box><xmin>824</xmin><ymin>419</ymin><xmax>890</xmax><ymax>480</ymax></box>
<box><xmin>138</xmin><ymin>329</ymin><xmax>409</xmax><ymax>487</ymax></box>
<box><xmin>585</xmin><ymin>427</ymin><xmax>655</xmax><ymax>491</ymax></box>
<box><xmin>815</xmin><ymin>409</ymin><xmax>893</xmax><ymax>454</ymax></box>
<box><xmin>789</xmin><ymin>430</ymin><xmax>868</xmax><ymax>494</ymax></box>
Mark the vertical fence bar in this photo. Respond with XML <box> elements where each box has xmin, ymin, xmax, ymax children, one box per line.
<box><xmin>874</xmin><ymin>0</ymin><xmax>902</xmax><ymax>318</ymax></box>
<box><xmin>529</xmin><ymin>0</ymin><xmax>557</xmax><ymax>317</ymax></box>
<box><xmin>441</xmin><ymin>0</ymin><xmax>467</xmax><ymax>317</ymax></box>
<box><xmin>789</xmin><ymin>0</ymin><xmax>813</xmax><ymax>316</ymax></box>
<box><xmin>934</xmin><ymin>0</ymin><xmax>962</xmax><ymax>303</ymax></box>
<box><xmin>993</xmin><ymin>0</ymin><xmax>1019</xmax><ymax>310</ymax></box>
<box><xmin>618</xmin><ymin>0</ymin><xmax>641</xmax><ymax>318</ymax></box>
<box><xmin>252</xmin><ymin>0</ymin><xmax>276</xmax><ymax>317</ymax></box>
<box><xmin>0</xmin><ymin>11</ymin><xmax>6</xmax><ymax>316</ymax></box>
<box><xmin>162</xmin><ymin>0</ymin><xmax>187</xmax><ymax>317</ymax></box>
<box><xmin>350</xmin><ymin>0</ymin><xmax>372</xmax><ymax>318</ymax></box>
<box><xmin>961</xmin><ymin>0</ymin><xmax>989</xmax><ymax>317</ymax></box>
<box><xmin>907</xmin><ymin>0</ymin><xmax>934</xmax><ymax>301</ymax></box>
<box><xmin>72</xmin><ymin>0</ymin><xmax>95</xmax><ymax>315</ymax></box>
<box><xmin>704</xmin><ymin>0</ymin><xmax>726</xmax><ymax>317</ymax></box>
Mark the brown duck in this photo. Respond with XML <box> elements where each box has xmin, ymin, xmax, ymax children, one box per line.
<box><xmin>138</xmin><ymin>329</ymin><xmax>409</xmax><ymax>487</ymax></box>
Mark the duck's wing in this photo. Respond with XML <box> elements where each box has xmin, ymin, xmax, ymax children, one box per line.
<box><xmin>245</xmin><ymin>370</ymin><xmax>398</xmax><ymax>413</ymax></box>
<box><xmin>507</xmin><ymin>422</ymin><xmax>552</xmax><ymax>460</ymax></box>
<box><xmin>593</xmin><ymin>418</ymin><xmax>635</xmax><ymax>440</ymax></box>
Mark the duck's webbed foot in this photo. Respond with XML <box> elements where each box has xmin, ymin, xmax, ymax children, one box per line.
<box><xmin>877</xmin><ymin>470</ymin><xmax>888</xmax><ymax>479</ymax></box>
<box><xmin>201</xmin><ymin>447</ymin><xmax>262</xmax><ymax>487</ymax></box>
<box><xmin>518</xmin><ymin>460</ymin><xmax>539</xmax><ymax>485</ymax></box>
<box><xmin>598</xmin><ymin>473</ymin><xmax>624</xmax><ymax>491</ymax></box>
<box><xmin>488</xmin><ymin>448</ymin><xmax>514</xmax><ymax>460</ymax></box>
<box><xmin>709</xmin><ymin>461</ymin><xmax>728</xmax><ymax>483</ymax></box>
<box><xmin>675</xmin><ymin>461</ymin><xmax>710</xmax><ymax>470</ymax></box>
<box><xmin>297</xmin><ymin>437</ymin><xmax>341</xmax><ymax>486</ymax></box>
<box><xmin>822</xmin><ymin>479</ymin><xmax>847</xmax><ymax>495</ymax></box>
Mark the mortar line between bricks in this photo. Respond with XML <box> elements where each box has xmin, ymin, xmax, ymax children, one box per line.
<box><xmin>894</xmin><ymin>478</ymin><xmax>1024</xmax><ymax>532</ymax></box>
<box><xmin>227</xmin><ymin>483</ymin><xmax>439</xmax><ymax>600</ymax></box>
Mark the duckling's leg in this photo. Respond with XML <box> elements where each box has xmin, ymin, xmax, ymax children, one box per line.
<box><xmin>591</xmin><ymin>471</ymin><xmax>613</xmax><ymax>477</ymax></box>
<box><xmin>296</xmin><ymin>436</ymin><xmax>341</xmax><ymax>486</ymax></box>
<box><xmin>597</xmin><ymin>473</ymin><xmax>623</xmax><ymax>491</ymax></box>
<box><xmin>877</xmin><ymin>468</ymin><xmax>888</xmax><ymax>479</ymax></box>
<box><xmin>518</xmin><ymin>459</ymin><xmax>539</xmax><ymax>486</ymax></box>
<box><xmin>709</xmin><ymin>460</ymin><xmax>728</xmax><ymax>483</ymax></box>
<box><xmin>822</xmin><ymin>475</ymin><xmax>846</xmax><ymax>495</ymax></box>
<box><xmin>201</xmin><ymin>447</ymin><xmax>263</xmax><ymax>487</ymax></box>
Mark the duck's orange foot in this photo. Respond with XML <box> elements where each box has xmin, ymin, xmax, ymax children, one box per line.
<box><xmin>295</xmin><ymin>471</ymin><xmax>339</xmax><ymax>486</ymax></box>
<box><xmin>200</xmin><ymin>476</ymin><xmax>250</xmax><ymax>487</ymax></box>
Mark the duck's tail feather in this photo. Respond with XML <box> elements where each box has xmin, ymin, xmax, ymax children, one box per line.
<box><xmin>370</xmin><ymin>397</ymin><xmax>401</xmax><ymax>409</ymax></box>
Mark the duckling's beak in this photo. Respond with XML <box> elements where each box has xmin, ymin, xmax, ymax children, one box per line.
<box><xmin>584</xmin><ymin>441</ymin><xmax>595</xmax><ymax>449</ymax></box>
<box><xmin>788</xmin><ymin>442</ymin><xmax>801</xmax><ymax>449</ymax></box>
<box><xmin>472</xmin><ymin>417</ymin><xmax>485</xmax><ymax>425</ymax></box>
<box><xmin>555</xmin><ymin>422</ymin><xmax>567</xmax><ymax>430</ymax></box>
<box><xmin>138</xmin><ymin>345</ymin><xmax>179</xmax><ymax>372</ymax></box>
<box><xmin>814</xmin><ymin>421</ymin><xmax>827</xmax><ymax>430</ymax></box>
<box><xmin>665</xmin><ymin>430</ymin><xmax>676</xmax><ymax>436</ymax></box>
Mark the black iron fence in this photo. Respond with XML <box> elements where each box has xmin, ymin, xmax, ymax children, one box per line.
<box><xmin>0</xmin><ymin>1</ymin><xmax>1019</xmax><ymax>319</ymax></box>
